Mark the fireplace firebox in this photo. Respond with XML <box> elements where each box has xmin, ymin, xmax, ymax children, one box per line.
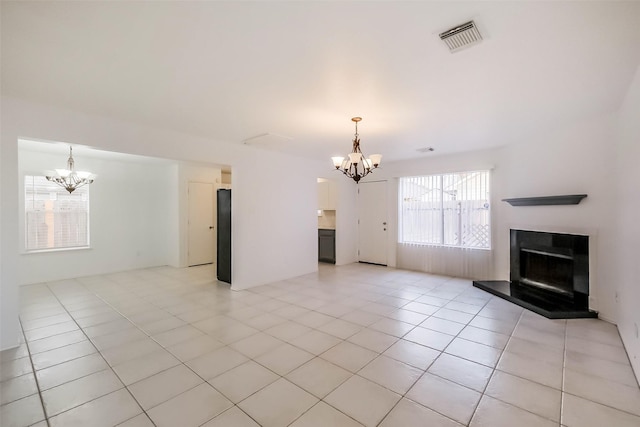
<box><xmin>473</xmin><ymin>229</ymin><xmax>597</xmax><ymax>319</ymax></box>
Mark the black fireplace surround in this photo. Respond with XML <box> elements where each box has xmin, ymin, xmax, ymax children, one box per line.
<box><xmin>473</xmin><ymin>229</ymin><xmax>597</xmax><ymax>319</ymax></box>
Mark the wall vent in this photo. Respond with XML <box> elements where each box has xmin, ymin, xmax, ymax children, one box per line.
<box><xmin>439</xmin><ymin>21</ymin><xmax>482</xmax><ymax>52</ymax></box>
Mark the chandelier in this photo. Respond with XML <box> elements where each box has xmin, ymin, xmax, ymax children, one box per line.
<box><xmin>331</xmin><ymin>117</ymin><xmax>382</xmax><ymax>183</ymax></box>
<box><xmin>46</xmin><ymin>147</ymin><xmax>96</xmax><ymax>193</ymax></box>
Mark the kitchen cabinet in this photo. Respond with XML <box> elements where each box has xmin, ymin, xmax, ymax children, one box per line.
<box><xmin>317</xmin><ymin>180</ymin><xmax>337</xmax><ymax>210</ymax></box>
<box><xmin>318</xmin><ymin>229</ymin><xmax>336</xmax><ymax>264</ymax></box>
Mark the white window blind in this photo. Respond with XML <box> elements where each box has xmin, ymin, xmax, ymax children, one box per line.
<box><xmin>25</xmin><ymin>176</ymin><xmax>90</xmax><ymax>251</ymax></box>
<box><xmin>399</xmin><ymin>171</ymin><xmax>490</xmax><ymax>249</ymax></box>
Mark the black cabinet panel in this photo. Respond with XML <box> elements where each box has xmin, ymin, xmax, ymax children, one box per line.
<box><xmin>319</xmin><ymin>229</ymin><xmax>335</xmax><ymax>264</ymax></box>
<box><xmin>217</xmin><ymin>189</ymin><xmax>231</xmax><ymax>283</ymax></box>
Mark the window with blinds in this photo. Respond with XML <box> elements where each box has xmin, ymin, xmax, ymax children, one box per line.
<box><xmin>24</xmin><ymin>176</ymin><xmax>90</xmax><ymax>251</ymax></box>
<box><xmin>399</xmin><ymin>171</ymin><xmax>491</xmax><ymax>249</ymax></box>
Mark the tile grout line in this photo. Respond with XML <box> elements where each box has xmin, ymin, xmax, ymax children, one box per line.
<box><xmin>49</xmin><ymin>272</ymin><xmax>273</xmax><ymax>427</ymax></box>
<box><xmin>464</xmin><ymin>311</ymin><xmax>640</xmax><ymax>421</ymax></box>
<box><xmin>483</xmin><ymin>312</ymin><xmax>573</xmax><ymax>425</ymax></box>
<box><xmin>357</xmin><ymin>279</ymin><xmax>509</xmax><ymax>425</ymax></box>
<box><xmin>39</xmin><ymin>280</ymin><xmax>153</xmax><ymax>427</ymax></box>
<box><xmin>20</xmin><ymin>270</ymin><xmax>348</xmax><ymax>425</ymax></box>
<box><xmin>54</xmin><ymin>272</ymin><xmax>239</xmax><ymax>422</ymax></box>
<box><xmin>335</xmin><ymin>280</ymin><xmax>472</xmax><ymax>425</ymax></box>
<box><xmin>237</xmin><ymin>276</ymin><xmax>474</xmax><ymax>426</ymax></box>
<box><xmin>19</xmin><ymin>319</ymin><xmax>52</xmax><ymax>427</ymax></box>
<box><xmin>421</xmin><ymin>289</ymin><xmax>501</xmax><ymax>426</ymax></box>
<box><xmin>74</xmin><ymin>274</ymin><xmax>289</xmax><ymax>426</ymax></box>
<box><xmin>375</xmin><ymin>291</ymin><xmax>573</xmax><ymax>426</ymax></box>
<box><xmin>357</xmin><ymin>283</ymin><xmax>499</xmax><ymax>426</ymax></box>
<box><xmin>50</xmin><ymin>275</ymin><xmax>231</xmax><ymax>426</ymax></box>
<box><xmin>30</xmin><ymin>276</ymin><xmax>500</xmax><ymax>427</ymax></box>
<box><xmin>466</xmin><ymin>307</ymin><xmax>526</xmax><ymax>426</ymax></box>
<box><xmin>16</xmin><ymin>266</ymin><xmax>640</xmax><ymax>426</ymax></box>
<box><xmin>560</xmin><ymin>318</ymin><xmax>568</xmax><ymax>426</ymax></box>
<box><xmin>133</xmin><ymin>274</ymin><xmax>311</xmax><ymax>427</ymax></box>
<box><xmin>255</xmin><ymin>271</ymin><xmax>640</xmax><ymax>424</ymax></box>
<box><xmin>283</xmin><ymin>280</ymin><xmax>452</xmax><ymax>425</ymax></box>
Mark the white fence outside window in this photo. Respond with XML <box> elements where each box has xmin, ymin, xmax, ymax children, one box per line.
<box><xmin>25</xmin><ymin>176</ymin><xmax>90</xmax><ymax>251</ymax></box>
<box><xmin>399</xmin><ymin>171</ymin><xmax>490</xmax><ymax>249</ymax></box>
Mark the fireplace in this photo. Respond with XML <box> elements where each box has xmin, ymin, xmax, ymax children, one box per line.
<box><xmin>473</xmin><ymin>229</ymin><xmax>597</xmax><ymax>319</ymax></box>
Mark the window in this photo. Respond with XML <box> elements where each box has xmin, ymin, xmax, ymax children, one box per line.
<box><xmin>399</xmin><ymin>170</ymin><xmax>490</xmax><ymax>249</ymax></box>
<box><xmin>25</xmin><ymin>176</ymin><xmax>90</xmax><ymax>251</ymax></box>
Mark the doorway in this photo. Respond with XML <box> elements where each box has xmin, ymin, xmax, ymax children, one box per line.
<box><xmin>358</xmin><ymin>180</ymin><xmax>388</xmax><ymax>265</ymax></box>
<box><xmin>187</xmin><ymin>182</ymin><xmax>216</xmax><ymax>266</ymax></box>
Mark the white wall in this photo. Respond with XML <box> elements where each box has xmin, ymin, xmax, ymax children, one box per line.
<box><xmin>221</xmin><ymin>171</ymin><xmax>232</xmax><ymax>185</ymax></box>
<box><xmin>498</xmin><ymin>113</ymin><xmax>617</xmax><ymax>322</ymax></box>
<box><xmin>334</xmin><ymin>179</ymin><xmax>359</xmax><ymax>266</ymax></box>
<box><xmin>1</xmin><ymin>112</ymin><xmax>21</xmax><ymax>349</ymax></box>
<box><xmin>166</xmin><ymin>164</ymin><xmax>181</xmax><ymax>269</ymax></box>
<box><xmin>17</xmin><ymin>148</ymin><xmax>177</xmax><ymax>285</ymax></box>
<box><xmin>230</xmin><ymin>158</ymin><xmax>318</xmax><ymax>290</ymax></box>
<box><xmin>614</xmin><ymin>65</ymin><xmax>640</xmax><ymax>377</ymax></box>
<box><xmin>367</xmin><ymin>112</ymin><xmax>619</xmax><ymax>322</ymax></box>
<box><xmin>0</xmin><ymin>96</ymin><xmax>322</xmax><ymax>349</ymax></box>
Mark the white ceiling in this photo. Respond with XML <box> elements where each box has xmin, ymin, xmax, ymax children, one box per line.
<box><xmin>3</xmin><ymin>1</ymin><xmax>640</xmax><ymax>163</ymax></box>
<box><xmin>18</xmin><ymin>139</ymin><xmax>175</xmax><ymax>165</ymax></box>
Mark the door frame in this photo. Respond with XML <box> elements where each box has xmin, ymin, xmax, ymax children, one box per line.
<box><xmin>357</xmin><ymin>180</ymin><xmax>388</xmax><ymax>266</ymax></box>
<box><xmin>187</xmin><ymin>181</ymin><xmax>216</xmax><ymax>267</ymax></box>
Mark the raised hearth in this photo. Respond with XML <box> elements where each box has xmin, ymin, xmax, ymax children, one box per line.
<box><xmin>473</xmin><ymin>229</ymin><xmax>597</xmax><ymax>319</ymax></box>
<box><xmin>473</xmin><ymin>280</ymin><xmax>597</xmax><ymax>319</ymax></box>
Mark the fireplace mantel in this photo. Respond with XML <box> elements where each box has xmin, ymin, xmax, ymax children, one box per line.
<box><xmin>502</xmin><ymin>194</ymin><xmax>587</xmax><ymax>206</ymax></box>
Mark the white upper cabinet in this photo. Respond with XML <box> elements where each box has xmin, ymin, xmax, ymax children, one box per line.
<box><xmin>318</xmin><ymin>180</ymin><xmax>337</xmax><ymax>210</ymax></box>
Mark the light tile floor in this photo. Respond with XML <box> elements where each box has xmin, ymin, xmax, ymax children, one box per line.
<box><xmin>1</xmin><ymin>263</ymin><xmax>640</xmax><ymax>427</ymax></box>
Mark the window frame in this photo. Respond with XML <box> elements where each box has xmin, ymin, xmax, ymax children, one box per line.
<box><xmin>23</xmin><ymin>175</ymin><xmax>91</xmax><ymax>253</ymax></box>
<box><xmin>398</xmin><ymin>170</ymin><xmax>491</xmax><ymax>250</ymax></box>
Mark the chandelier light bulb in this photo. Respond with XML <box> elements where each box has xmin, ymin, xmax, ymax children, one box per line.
<box><xmin>369</xmin><ymin>154</ymin><xmax>382</xmax><ymax>167</ymax></box>
<box><xmin>348</xmin><ymin>152</ymin><xmax>362</xmax><ymax>164</ymax></box>
<box><xmin>331</xmin><ymin>157</ymin><xmax>345</xmax><ymax>168</ymax></box>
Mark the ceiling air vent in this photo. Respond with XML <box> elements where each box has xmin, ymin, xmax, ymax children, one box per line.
<box><xmin>417</xmin><ymin>147</ymin><xmax>435</xmax><ymax>153</ymax></box>
<box><xmin>439</xmin><ymin>21</ymin><xmax>482</xmax><ymax>52</ymax></box>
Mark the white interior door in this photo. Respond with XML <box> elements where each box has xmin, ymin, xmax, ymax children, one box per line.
<box><xmin>188</xmin><ymin>182</ymin><xmax>216</xmax><ymax>266</ymax></box>
<box><xmin>358</xmin><ymin>180</ymin><xmax>388</xmax><ymax>265</ymax></box>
